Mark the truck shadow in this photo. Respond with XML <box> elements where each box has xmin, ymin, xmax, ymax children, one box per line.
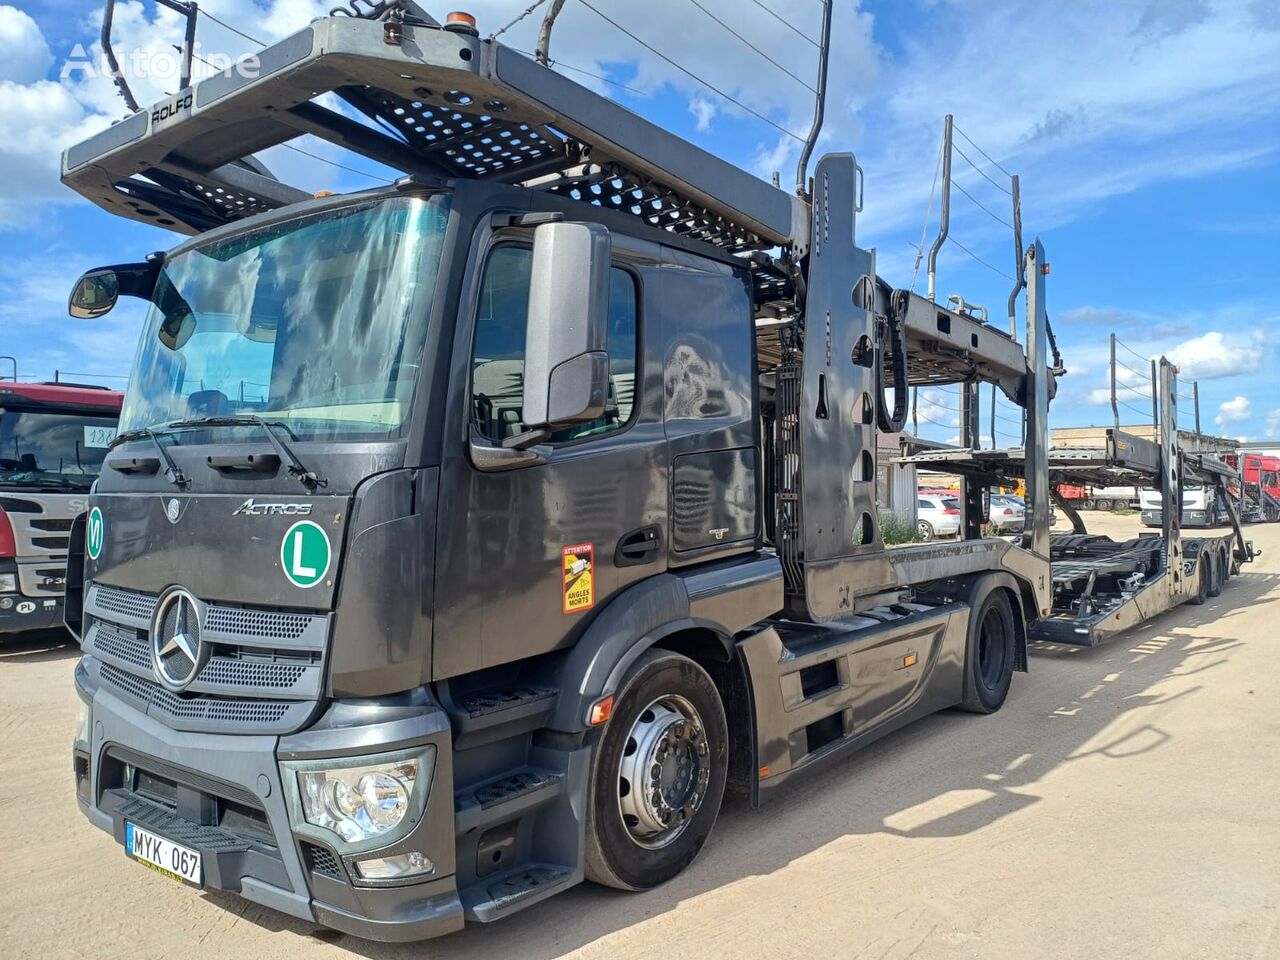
<box><xmin>0</xmin><ymin>628</ymin><xmax>79</xmax><ymax>664</ymax></box>
<box><xmin>220</xmin><ymin>570</ymin><xmax>1280</xmax><ymax>959</ymax></box>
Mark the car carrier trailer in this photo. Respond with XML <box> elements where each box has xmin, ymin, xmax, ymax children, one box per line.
<box><xmin>899</xmin><ymin>358</ymin><xmax>1254</xmax><ymax>647</ymax></box>
<box><xmin>60</xmin><ymin>0</ymin><xmax>1061</xmax><ymax>942</ymax></box>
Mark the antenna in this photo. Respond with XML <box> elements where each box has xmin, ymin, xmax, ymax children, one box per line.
<box><xmin>795</xmin><ymin>0</ymin><xmax>833</xmax><ymax>198</ymax></box>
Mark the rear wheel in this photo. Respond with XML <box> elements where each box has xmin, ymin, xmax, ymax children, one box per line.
<box><xmin>1207</xmin><ymin>551</ymin><xmax>1224</xmax><ymax>597</ymax></box>
<box><xmin>918</xmin><ymin>519</ymin><xmax>935</xmax><ymax>541</ymax></box>
<box><xmin>584</xmin><ymin>650</ymin><xmax>728</xmax><ymax>891</ymax></box>
<box><xmin>960</xmin><ymin>590</ymin><xmax>1016</xmax><ymax>714</ymax></box>
<box><xmin>1083</xmin><ymin>498</ymin><xmax>1096</xmax><ymax>510</ymax></box>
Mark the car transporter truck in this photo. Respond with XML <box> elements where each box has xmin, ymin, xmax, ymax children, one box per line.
<box><xmin>58</xmin><ymin>0</ymin><xmax>1252</xmax><ymax>942</ymax></box>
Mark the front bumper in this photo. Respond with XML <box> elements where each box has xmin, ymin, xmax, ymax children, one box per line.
<box><xmin>73</xmin><ymin>660</ymin><xmax>464</xmax><ymax>942</ymax></box>
<box><xmin>0</xmin><ymin>593</ymin><xmax>64</xmax><ymax>635</ymax></box>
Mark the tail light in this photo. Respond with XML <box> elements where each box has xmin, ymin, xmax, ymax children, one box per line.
<box><xmin>1002</xmin><ymin>507</ymin><xmax>1014</xmax><ymax>515</ymax></box>
<box><xmin>943</xmin><ymin>508</ymin><xmax>961</xmax><ymax>516</ymax></box>
<box><xmin>0</xmin><ymin>507</ymin><xmax>16</xmax><ymax>558</ymax></box>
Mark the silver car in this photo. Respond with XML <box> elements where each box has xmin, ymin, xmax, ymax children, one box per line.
<box><xmin>917</xmin><ymin>494</ymin><xmax>963</xmax><ymax>540</ymax></box>
<box><xmin>988</xmin><ymin>494</ymin><xmax>1026</xmax><ymax>534</ymax></box>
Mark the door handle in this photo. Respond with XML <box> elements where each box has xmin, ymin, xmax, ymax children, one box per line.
<box><xmin>615</xmin><ymin>525</ymin><xmax>662</xmax><ymax>567</ymax></box>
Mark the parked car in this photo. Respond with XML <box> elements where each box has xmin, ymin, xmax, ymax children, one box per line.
<box><xmin>988</xmin><ymin>493</ymin><xmax>1025</xmax><ymax>533</ymax></box>
<box><xmin>917</xmin><ymin>494</ymin><xmax>962</xmax><ymax>540</ymax></box>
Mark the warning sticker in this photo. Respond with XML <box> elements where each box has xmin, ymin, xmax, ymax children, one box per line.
<box><xmin>561</xmin><ymin>543</ymin><xmax>595</xmax><ymax>614</ymax></box>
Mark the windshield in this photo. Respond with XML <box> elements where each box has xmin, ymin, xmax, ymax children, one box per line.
<box><xmin>0</xmin><ymin>408</ymin><xmax>118</xmax><ymax>490</ymax></box>
<box><xmin>120</xmin><ymin>194</ymin><xmax>451</xmax><ymax>441</ymax></box>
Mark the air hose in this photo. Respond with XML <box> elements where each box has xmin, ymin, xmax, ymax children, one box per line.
<box><xmin>875</xmin><ymin>290</ymin><xmax>910</xmax><ymax>433</ymax></box>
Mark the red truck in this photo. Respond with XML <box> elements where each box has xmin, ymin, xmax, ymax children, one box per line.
<box><xmin>1</xmin><ymin>381</ymin><xmax>124</xmax><ymax>635</ymax></box>
<box><xmin>1233</xmin><ymin>453</ymin><xmax>1280</xmax><ymax>521</ymax></box>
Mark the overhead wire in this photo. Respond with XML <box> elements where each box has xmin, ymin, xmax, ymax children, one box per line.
<box><xmin>186</xmin><ymin>47</ymin><xmax>392</xmax><ymax>183</ymax></box>
<box><xmin>952</xmin><ymin>178</ymin><xmax>1014</xmax><ymax>231</ymax></box>
<box><xmin>574</xmin><ymin>0</ymin><xmax>804</xmax><ymax>141</ymax></box>
<box><xmin>910</xmin><ymin>132</ymin><xmax>945</xmax><ymax>292</ymax></box>
<box><xmin>511</xmin><ymin>47</ymin><xmax>651</xmax><ymax>97</ymax></box>
<box><xmin>491</xmin><ymin>0</ymin><xmax>551</xmax><ymax>38</ymax></box>
<box><xmin>747</xmin><ymin>0</ymin><xmax>822</xmax><ymax>48</ymax></box>
<box><xmin>685</xmin><ymin>0</ymin><xmax>817</xmax><ymax>93</ymax></box>
<box><xmin>198</xmin><ymin>9</ymin><xmax>265</xmax><ymax>46</ymax></box>
<box><xmin>948</xmin><ymin>235</ymin><xmax>1015</xmax><ymax>281</ymax></box>
<box><xmin>951</xmin><ymin>142</ymin><xmax>1012</xmax><ymax>196</ymax></box>
<box><xmin>1113</xmin><ymin>336</ymin><xmax>1152</xmax><ymax>364</ymax></box>
<box><xmin>953</xmin><ymin>124</ymin><xmax>1014</xmax><ymax>178</ymax></box>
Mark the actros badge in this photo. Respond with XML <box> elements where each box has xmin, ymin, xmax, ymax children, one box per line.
<box><xmin>233</xmin><ymin>498</ymin><xmax>313</xmax><ymax>517</ymax></box>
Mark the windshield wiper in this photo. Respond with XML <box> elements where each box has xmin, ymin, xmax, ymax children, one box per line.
<box><xmin>108</xmin><ymin>427</ymin><xmax>189</xmax><ymax>488</ymax></box>
<box><xmin>166</xmin><ymin>416</ymin><xmax>327</xmax><ymax>491</ymax></box>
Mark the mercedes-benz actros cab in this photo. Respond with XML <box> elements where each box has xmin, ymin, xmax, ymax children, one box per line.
<box><xmin>60</xmin><ymin>1</ymin><xmax>1061</xmax><ymax>942</ymax></box>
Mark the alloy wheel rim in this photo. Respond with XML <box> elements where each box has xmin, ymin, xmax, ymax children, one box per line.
<box><xmin>616</xmin><ymin>694</ymin><xmax>710</xmax><ymax>849</ymax></box>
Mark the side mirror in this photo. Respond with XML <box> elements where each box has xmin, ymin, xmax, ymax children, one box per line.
<box><xmin>68</xmin><ymin>270</ymin><xmax>119</xmax><ymax>319</ymax></box>
<box><xmin>68</xmin><ymin>260</ymin><xmax>160</xmax><ymax>319</ymax></box>
<box><xmin>518</xmin><ymin>221</ymin><xmax>611</xmax><ymax>442</ymax></box>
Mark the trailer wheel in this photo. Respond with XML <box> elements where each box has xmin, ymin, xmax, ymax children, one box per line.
<box><xmin>1188</xmin><ymin>556</ymin><xmax>1210</xmax><ymax>605</ymax></box>
<box><xmin>917</xmin><ymin>520</ymin><xmax>935</xmax><ymax>541</ymax></box>
<box><xmin>1207</xmin><ymin>551</ymin><xmax>1224</xmax><ymax>597</ymax></box>
<box><xmin>1082</xmin><ymin>498</ymin><xmax>1096</xmax><ymax>510</ymax></box>
<box><xmin>960</xmin><ymin>590</ymin><xmax>1016</xmax><ymax>714</ymax></box>
<box><xmin>584</xmin><ymin>649</ymin><xmax>728</xmax><ymax>891</ymax></box>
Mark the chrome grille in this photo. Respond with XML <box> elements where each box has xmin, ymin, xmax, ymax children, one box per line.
<box><xmin>97</xmin><ymin>662</ymin><xmax>302</xmax><ymax>732</ymax></box>
<box><xmin>3</xmin><ymin>493</ymin><xmax>84</xmax><ymax>597</ymax></box>
<box><xmin>84</xmin><ymin>582</ymin><xmax>330</xmax><ymax>734</ymax></box>
<box><xmin>91</xmin><ymin>584</ymin><xmax>158</xmax><ymax>622</ymax></box>
<box><xmin>204</xmin><ymin>607</ymin><xmax>310</xmax><ymax>640</ymax></box>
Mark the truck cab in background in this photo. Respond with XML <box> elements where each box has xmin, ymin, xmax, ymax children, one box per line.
<box><xmin>0</xmin><ymin>382</ymin><xmax>123</xmax><ymax>635</ymax></box>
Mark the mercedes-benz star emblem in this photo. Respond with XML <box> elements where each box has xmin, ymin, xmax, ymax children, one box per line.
<box><xmin>151</xmin><ymin>588</ymin><xmax>208</xmax><ymax>691</ymax></box>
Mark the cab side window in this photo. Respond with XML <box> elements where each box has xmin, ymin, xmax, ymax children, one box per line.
<box><xmin>471</xmin><ymin>245</ymin><xmax>638</xmax><ymax>443</ymax></box>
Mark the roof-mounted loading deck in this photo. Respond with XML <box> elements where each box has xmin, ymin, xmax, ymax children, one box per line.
<box><xmin>64</xmin><ymin>14</ymin><xmax>806</xmax><ymax>251</ymax></box>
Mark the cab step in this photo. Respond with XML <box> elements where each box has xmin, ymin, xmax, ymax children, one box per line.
<box><xmin>455</xmin><ymin>767</ymin><xmax>564</xmax><ymax>834</ymax></box>
<box><xmin>461</xmin><ymin>863</ymin><xmax>578</xmax><ymax>923</ymax></box>
<box><xmin>445</xmin><ymin>685</ymin><xmax>558</xmax><ymax>750</ymax></box>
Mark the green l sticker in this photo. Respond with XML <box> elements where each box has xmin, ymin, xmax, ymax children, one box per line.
<box><xmin>86</xmin><ymin>506</ymin><xmax>105</xmax><ymax>561</ymax></box>
<box><xmin>280</xmin><ymin>520</ymin><xmax>331</xmax><ymax>589</ymax></box>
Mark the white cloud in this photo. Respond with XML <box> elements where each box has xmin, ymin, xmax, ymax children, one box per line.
<box><xmin>1216</xmin><ymin>395</ymin><xmax>1251</xmax><ymax>426</ymax></box>
<box><xmin>688</xmin><ymin>95</ymin><xmax>717</xmax><ymax>133</ymax></box>
<box><xmin>1266</xmin><ymin>409</ymin><xmax>1280</xmax><ymax>439</ymax></box>
<box><xmin>0</xmin><ymin>6</ymin><xmax>53</xmax><ymax>84</ymax></box>
<box><xmin>1166</xmin><ymin>329</ymin><xmax>1266</xmax><ymax>380</ymax></box>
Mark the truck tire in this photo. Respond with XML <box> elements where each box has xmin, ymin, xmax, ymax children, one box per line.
<box><xmin>584</xmin><ymin>649</ymin><xmax>728</xmax><ymax>891</ymax></box>
<box><xmin>1098</xmin><ymin>499</ymin><xmax>1113</xmax><ymax>511</ymax></box>
<box><xmin>1207</xmin><ymin>551</ymin><xmax>1224</xmax><ymax>598</ymax></box>
<box><xmin>959</xmin><ymin>590</ymin><xmax>1016</xmax><ymax>714</ymax></box>
<box><xmin>1082</xmin><ymin>498</ymin><xmax>1096</xmax><ymax>510</ymax></box>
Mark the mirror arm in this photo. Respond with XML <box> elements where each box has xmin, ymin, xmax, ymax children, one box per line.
<box><xmin>503</xmin><ymin>427</ymin><xmax>551</xmax><ymax>451</ymax></box>
<box><xmin>469</xmin><ymin>426</ymin><xmax>549</xmax><ymax>473</ymax></box>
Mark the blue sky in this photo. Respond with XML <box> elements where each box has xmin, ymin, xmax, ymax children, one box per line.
<box><xmin>2</xmin><ymin>0</ymin><xmax>1278</xmax><ymax>442</ymax></box>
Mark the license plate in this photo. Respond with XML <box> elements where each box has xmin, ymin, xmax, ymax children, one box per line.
<box><xmin>125</xmin><ymin>822</ymin><xmax>202</xmax><ymax>886</ymax></box>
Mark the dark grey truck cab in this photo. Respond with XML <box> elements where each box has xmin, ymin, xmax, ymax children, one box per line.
<box><xmin>63</xmin><ymin>8</ymin><xmax>1054</xmax><ymax>942</ymax></box>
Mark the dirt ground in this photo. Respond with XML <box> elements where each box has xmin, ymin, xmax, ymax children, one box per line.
<box><xmin>3</xmin><ymin>512</ymin><xmax>1278</xmax><ymax>960</ymax></box>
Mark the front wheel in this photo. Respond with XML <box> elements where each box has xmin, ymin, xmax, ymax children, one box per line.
<box><xmin>960</xmin><ymin>589</ymin><xmax>1016</xmax><ymax>714</ymax></box>
<box><xmin>584</xmin><ymin>650</ymin><xmax>728</xmax><ymax>891</ymax></box>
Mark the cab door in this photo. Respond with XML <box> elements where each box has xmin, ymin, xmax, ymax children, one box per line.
<box><xmin>432</xmin><ymin>232</ymin><xmax>667</xmax><ymax>678</ymax></box>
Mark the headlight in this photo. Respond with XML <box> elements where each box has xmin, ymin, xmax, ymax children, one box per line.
<box><xmin>282</xmin><ymin>746</ymin><xmax>435</xmax><ymax>850</ymax></box>
<box><xmin>74</xmin><ymin>699</ymin><xmax>90</xmax><ymax>746</ymax></box>
<box><xmin>0</xmin><ymin>573</ymin><xmax>16</xmax><ymax>593</ymax></box>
